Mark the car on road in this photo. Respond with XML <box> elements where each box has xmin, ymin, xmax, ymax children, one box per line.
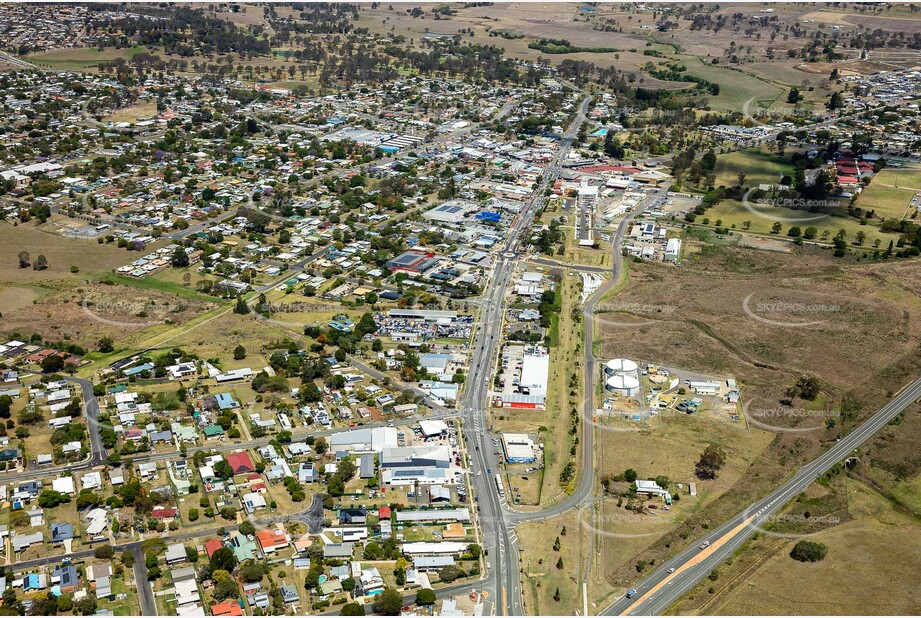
<box><xmin>626</xmin><ymin>589</ymin><xmax>637</xmax><ymax>599</ymax></box>
<box><xmin>699</xmin><ymin>541</ymin><xmax>710</xmax><ymax>549</ymax></box>
<box><xmin>667</xmin><ymin>567</ymin><xmax>675</xmax><ymax>573</ymax></box>
<box><xmin>648</xmin><ymin>504</ymin><xmax>658</xmax><ymax>509</ymax></box>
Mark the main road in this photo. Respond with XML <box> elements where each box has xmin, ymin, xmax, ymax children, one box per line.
<box><xmin>461</xmin><ymin>93</ymin><xmax>591</xmax><ymax>616</ymax></box>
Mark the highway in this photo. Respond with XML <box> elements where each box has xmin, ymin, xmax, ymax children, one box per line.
<box><xmin>459</xmin><ymin>93</ymin><xmax>592</xmax><ymax>616</ymax></box>
<box><xmin>600</xmin><ymin>377</ymin><xmax>921</xmax><ymax>616</ymax></box>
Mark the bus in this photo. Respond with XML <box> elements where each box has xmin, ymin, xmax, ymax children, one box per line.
<box><xmin>94</xmin><ymin>224</ymin><xmax>110</xmax><ymax>232</ymax></box>
<box><xmin>495</xmin><ymin>474</ymin><xmax>505</xmax><ymax>497</ymax></box>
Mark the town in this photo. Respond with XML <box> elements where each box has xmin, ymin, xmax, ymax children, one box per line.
<box><xmin>2</xmin><ymin>3</ymin><xmax>921</xmax><ymax>618</ymax></box>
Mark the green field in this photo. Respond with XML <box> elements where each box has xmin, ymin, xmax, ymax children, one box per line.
<box><xmin>683</xmin><ymin>58</ymin><xmax>785</xmax><ymax>112</ymax></box>
<box><xmin>714</xmin><ymin>149</ymin><xmax>795</xmax><ymax>189</ymax></box>
<box><xmin>856</xmin><ymin>181</ymin><xmax>917</xmax><ymax>220</ymax></box>
<box><xmin>703</xmin><ymin>198</ymin><xmax>903</xmax><ymax>250</ymax></box>
<box><xmin>26</xmin><ymin>45</ymin><xmax>149</xmax><ymax>70</ymax></box>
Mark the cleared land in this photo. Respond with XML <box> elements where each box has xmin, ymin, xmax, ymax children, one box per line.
<box><xmin>593</xmin><ymin>240</ymin><xmax>921</xmax><ymax>596</ymax></box>
<box><xmin>689</xmin><ymin>479</ymin><xmax>921</xmax><ymax>615</ymax></box>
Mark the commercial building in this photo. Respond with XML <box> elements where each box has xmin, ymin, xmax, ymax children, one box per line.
<box><xmin>501</xmin><ymin>433</ymin><xmax>537</xmax><ymax>463</ymax></box>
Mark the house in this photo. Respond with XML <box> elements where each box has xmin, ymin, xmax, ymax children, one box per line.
<box><xmin>211</xmin><ymin>602</ymin><xmax>243</xmax><ymax>617</ymax></box>
<box><xmin>50</xmin><ymin>522</ymin><xmax>74</xmax><ymax>545</ymax></box>
<box><xmin>94</xmin><ymin>575</ymin><xmax>113</xmax><ymax>598</ymax></box>
<box><xmin>242</xmin><ymin>492</ymin><xmax>267</xmax><ymax>513</ymax></box>
<box><xmin>229</xmin><ymin>534</ymin><xmax>259</xmax><ymax>562</ymax></box>
<box><xmin>165</xmin><ymin>542</ymin><xmax>188</xmax><ymax>564</ymax></box>
<box><xmin>204</xmin><ymin>539</ymin><xmax>224</xmax><ymax>558</ymax></box>
<box><xmin>88</xmin><ymin>562</ymin><xmax>113</xmax><ymax>596</ymax></box>
<box><xmin>20</xmin><ymin>573</ymin><xmax>47</xmax><ymax>591</ymax></box>
<box><xmin>12</xmin><ymin>531</ymin><xmax>43</xmax><ymax>553</ymax></box>
<box><xmin>322</xmin><ymin>542</ymin><xmax>354</xmax><ymax>559</ymax></box>
<box><xmin>338</xmin><ymin>509</ymin><xmax>368</xmax><ymax>525</ymax></box>
<box><xmin>318</xmin><ymin>580</ymin><xmax>342</xmax><ymax>596</ymax></box>
<box><xmin>51</xmin><ymin>476</ymin><xmax>75</xmax><ymax>495</ymax></box>
<box><xmin>280</xmin><ymin>584</ymin><xmax>299</xmax><ymax>604</ymax></box>
<box><xmin>174</xmin><ymin>578</ymin><xmax>200</xmax><ymax>607</ymax></box>
<box><xmin>255</xmin><ymin>529</ymin><xmax>289</xmax><ymax>554</ymax></box>
<box><xmin>81</xmin><ymin>470</ymin><xmax>102</xmax><ymax>490</ymax></box>
<box><xmin>226</xmin><ymin>451</ymin><xmax>255</xmax><ymax>475</ymax></box>
<box><xmin>152</xmin><ymin>507</ymin><xmax>178</xmax><ymax>520</ymax></box>
<box><xmin>50</xmin><ymin>564</ymin><xmax>78</xmax><ymax>593</ymax></box>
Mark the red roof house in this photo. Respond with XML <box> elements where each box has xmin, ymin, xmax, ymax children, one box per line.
<box><xmin>204</xmin><ymin>539</ymin><xmax>224</xmax><ymax>558</ymax></box>
<box><xmin>211</xmin><ymin>601</ymin><xmax>243</xmax><ymax>616</ymax></box>
<box><xmin>256</xmin><ymin>529</ymin><xmax>290</xmax><ymax>554</ymax></box>
<box><xmin>226</xmin><ymin>451</ymin><xmax>255</xmax><ymax>475</ymax></box>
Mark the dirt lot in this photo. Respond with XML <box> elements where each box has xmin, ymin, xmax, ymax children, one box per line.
<box><xmin>593</xmin><ymin>240</ymin><xmax>921</xmax><ymax>594</ymax></box>
<box><xmin>1</xmin><ymin>280</ymin><xmax>216</xmax><ymax>353</ymax></box>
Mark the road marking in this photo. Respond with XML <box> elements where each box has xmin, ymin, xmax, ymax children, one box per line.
<box><xmin>618</xmin><ymin>515</ymin><xmax>756</xmax><ymax>615</ymax></box>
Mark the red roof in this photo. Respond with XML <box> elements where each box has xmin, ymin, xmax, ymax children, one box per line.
<box><xmin>226</xmin><ymin>451</ymin><xmax>254</xmax><ymax>475</ymax></box>
<box><xmin>152</xmin><ymin>507</ymin><xmax>177</xmax><ymax>519</ymax></box>
<box><xmin>256</xmin><ymin>529</ymin><xmax>288</xmax><ymax>551</ymax></box>
<box><xmin>211</xmin><ymin>601</ymin><xmax>243</xmax><ymax>616</ymax></box>
<box><xmin>247</xmin><ymin>474</ymin><xmax>261</xmax><ymax>482</ymax></box>
<box><xmin>378</xmin><ymin>506</ymin><xmax>392</xmax><ymax>519</ymax></box>
<box><xmin>204</xmin><ymin>539</ymin><xmax>224</xmax><ymax>558</ymax></box>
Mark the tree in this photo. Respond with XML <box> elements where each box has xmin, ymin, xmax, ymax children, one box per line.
<box><xmin>556</xmin><ymin>557</ymin><xmax>564</xmax><ymax>569</ymax></box>
<box><xmin>239</xmin><ymin>563</ymin><xmax>266</xmax><ymax>583</ymax></box>
<box><xmin>38</xmin><ymin>489</ymin><xmax>71</xmax><ymax>508</ymax></box>
<box><xmin>553</xmin><ymin>588</ymin><xmax>561</xmax><ymax>602</ymax></box>
<box><xmin>828</xmin><ymin>91</ymin><xmax>843</xmax><ymax>110</ymax></box>
<box><xmin>695</xmin><ymin>444</ymin><xmax>726</xmax><ymax>480</ymax></box>
<box><xmin>94</xmin><ymin>544</ymin><xmax>114</xmax><ymax>560</ymax></box>
<box><xmin>41</xmin><ymin>354</ymin><xmax>65</xmax><ymax>373</ymax></box>
<box><xmin>233</xmin><ymin>295</ymin><xmax>250</xmax><ymax>315</ymax></box>
<box><xmin>186</xmin><ymin>546</ymin><xmax>199</xmax><ymax>563</ymax></box>
<box><xmin>233</xmin><ymin>345</ymin><xmax>246</xmax><ymax>360</ymax></box>
<box><xmin>17</xmin><ymin>250</ymin><xmax>29</xmax><ymax>268</ymax></box>
<box><xmin>239</xmin><ymin>520</ymin><xmax>256</xmax><ymax>536</ymax></box>
<box><xmin>209</xmin><ymin>547</ymin><xmax>238</xmax><ymax>574</ymax></box>
<box><xmin>0</xmin><ymin>395</ymin><xmax>11</xmax><ymax>419</ymax></box>
<box><xmin>623</xmin><ymin>468</ymin><xmax>638</xmax><ymax>482</ymax></box>
<box><xmin>415</xmin><ymin>589</ymin><xmax>436</xmax><ymax>606</ymax></box>
<box><xmin>211</xmin><ymin>570</ymin><xmax>239</xmax><ymax>600</ymax></box>
<box><xmin>374</xmin><ymin>588</ymin><xmax>403</xmax><ymax>616</ymax></box>
<box><xmin>171</xmin><ymin>246</ymin><xmax>190</xmax><ymax>268</ymax></box>
<box><xmin>33</xmin><ymin>254</ymin><xmax>48</xmax><ymax>271</ymax></box>
<box><xmin>771</xmin><ymin>221</ymin><xmax>783</xmax><ymax>234</ymax></box>
<box><xmin>98</xmin><ymin>337</ymin><xmax>114</xmax><ymax>353</ymax></box>
<box><xmin>341</xmin><ymin>602</ymin><xmax>366</xmax><ymax>616</ymax></box>
<box><xmin>787</xmin><ymin>87</ymin><xmax>802</xmax><ymax>104</ymax></box>
<box><xmin>790</xmin><ymin>540</ymin><xmax>827</xmax><ymax>562</ymax></box>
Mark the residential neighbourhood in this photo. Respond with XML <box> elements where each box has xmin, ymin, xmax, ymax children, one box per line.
<box><xmin>2</xmin><ymin>3</ymin><xmax>921</xmax><ymax>618</ymax></box>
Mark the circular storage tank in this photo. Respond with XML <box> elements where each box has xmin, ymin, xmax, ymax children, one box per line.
<box><xmin>605</xmin><ymin>374</ymin><xmax>640</xmax><ymax>397</ymax></box>
<box><xmin>605</xmin><ymin>358</ymin><xmax>639</xmax><ymax>376</ymax></box>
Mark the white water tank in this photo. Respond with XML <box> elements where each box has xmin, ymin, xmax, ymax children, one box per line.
<box><xmin>605</xmin><ymin>374</ymin><xmax>640</xmax><ymax>397</ymax></box>
<box><xmin>605</xmin><ymin>358</ymin><xmax>638</xmax><ymax>376</ymax></box>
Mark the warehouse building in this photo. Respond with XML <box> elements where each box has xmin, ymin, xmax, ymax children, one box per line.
<box><xmin>501</xmin><ymin>433</ymin><xmax>537</xmax><ymax>463</ymax></box>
